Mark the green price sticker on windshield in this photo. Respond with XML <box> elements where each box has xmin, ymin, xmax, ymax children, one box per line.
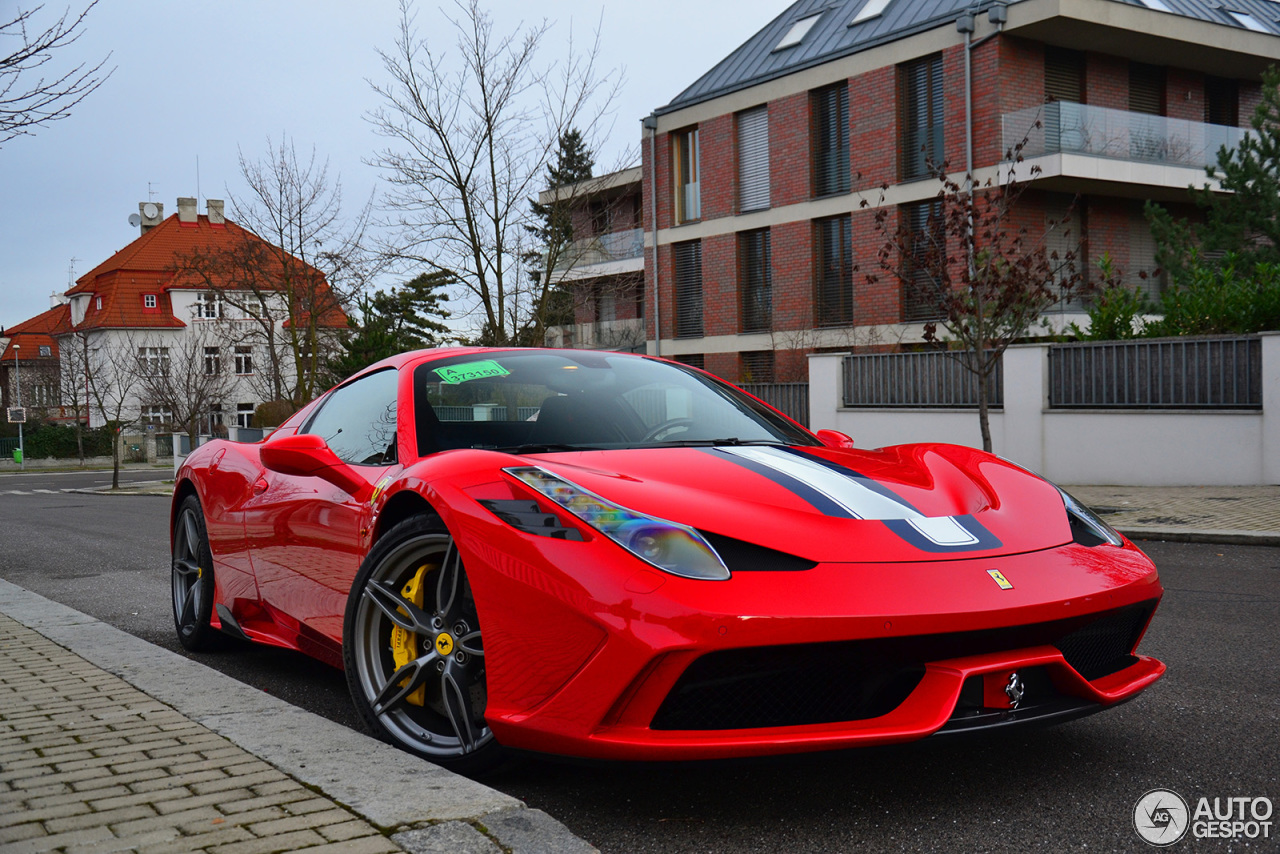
<box><xmin>433</xmin><ymin>359</ymin><xmax>511</xmax><ymax>384</ymax></box>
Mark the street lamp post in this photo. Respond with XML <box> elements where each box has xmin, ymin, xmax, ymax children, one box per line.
<box><xmin>12</xmin><ymin>344</ymin><xmax>24</xmax><ymax>470</ymax></box>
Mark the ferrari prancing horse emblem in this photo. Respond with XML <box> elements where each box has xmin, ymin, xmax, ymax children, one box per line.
<box><xmin>435</xmin><ymin>632</ymin><xmax>455</xmax><ymax>656</ymax></box>
<box><xmin>987</xmin><ymin>569</ymin><xmax>1014</xmax><ymax>590</ymax></box>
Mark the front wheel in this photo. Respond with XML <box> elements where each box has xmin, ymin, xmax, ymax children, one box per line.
<box><xmin>171</xmin><ymin>494</ymin><xmax>221</xmax><ymax>651</ymax></box>
<box><xmin>343</xmin><ymin>515</ymin><xmax>502</xmax><ymax>774</ymax></box>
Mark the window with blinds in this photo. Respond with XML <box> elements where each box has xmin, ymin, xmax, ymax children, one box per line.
<box><xmin>739</xmin><ymin>229</ymin><xmax>772</xmax><ymax>333</ymax></box>
<box><xmin>674</xmin><ymin>128</ymin><xmax>700</xmax><ymax>223</ymax></box>
<box><xmin>900</xmin><ymin>201</ymin><xmax>946</xmax><ymax>322</ymax></box>
<box><xmin>1128</xmin><ymin>203</ymin><xmax>1165</xmax><ymax>302</ymax></box>
<box><xmin>738</xmin><ymin>107</ymin><xmax>770</xmax><ymax>212</ymax></box>
<box><xmin>812</xmin><ymin>83</ymin><xmax>850</xmax><ymax>197</ymax></box>
<box><xmin>1129</xmin><ymin>63</ymin><xmax>1165</xmax><ymax>115</ymax></box>
<box><xmin>1045</xmin><ymin>48</ymin><xmax>1085</xmax><ymax>103</ymax></box>
<box><xmin>815</xmin><ymin>215</ymin><xmax>853</xmax><ymax>326</ymax></box>
<box><xmin>1205</xmin><ymin>76</ymin><xmax>1239</xmax><ymax>126</ymax></box>
<box><xmin>674</xmin><ymin>240</ymin><xmax>704</xmax><ymax>338</ymax></box>
<box><xmin>1044</xmin><ymin>193</ymin><xmax>1085</xmax><ymax>310</ymax></box>
<box><xmin>674</xmin><ymin>353</ymin><xmax>705</xmax><ymax>370</ymax></box>
<box><xmin>741</xmin><ymin>351</ymin><xmax>775</xmax><ymax>383</ymax></box>
<box><xmin>899</xmin><ymin>54</ymin><xmax>943</xmax><ymax>181</ymax></box>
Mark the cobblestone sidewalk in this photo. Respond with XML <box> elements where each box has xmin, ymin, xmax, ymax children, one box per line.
<box><xmin>1068</xmin><ymin>484</ymin><xmax>1280</xmax><ymax>545</ymax></box>
<box><xmin>0</xmin><ymin>614</ymin><xmax>401</xmax><ymax>854</ymax></box>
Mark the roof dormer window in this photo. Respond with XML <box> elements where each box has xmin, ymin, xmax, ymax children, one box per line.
<box><xmin>775</xmin><ymin>13</ymin><xmax>822</xmax><ymax>50</ymax></box>
<box><xmin>1137</xmin><ymin>0</ymin><xmax>1173</xmax><ymax>12</ymax></box>
<box><xmin>1225</xmin><ymin>9</ymin><xmax>1270</xmax><ymax>31</ymax></box>
<box><xmin>851</xmin><ymin>0</ymin><xmax>893</xmax><ymax>25</ymax></box>
<box><xmin>95</xmin><ymin>296</ymin><xmax>102</xmax><ymax>311</ymax></box>
<box><xmin>143</xmin><ymin>294</ymin><xmax>157</xmax><ymax>309</ymax></box>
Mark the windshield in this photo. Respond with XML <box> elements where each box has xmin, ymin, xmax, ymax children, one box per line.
<box><xmin>413</xmin><ymin>350</ymin><xmax>816</xmax><ymax>455</ymax></box>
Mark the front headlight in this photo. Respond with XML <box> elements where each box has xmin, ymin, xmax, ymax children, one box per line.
<box><xmin>505</xmin><ymin>466</ymin><xmax>730</xmax><ymax>581</ymax></box>
<box><xmin>1057</xmin><ymin>486</ymin><xmax>1124</xmax><ymax>547</ymax></box>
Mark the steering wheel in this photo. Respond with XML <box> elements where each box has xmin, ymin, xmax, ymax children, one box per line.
<box><xmin>641</xmin><ymin>418</ymin><xmax>696</xmax><ymax>442</ymax></box>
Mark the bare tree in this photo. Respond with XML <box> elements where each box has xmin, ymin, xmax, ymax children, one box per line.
<box><xmin>136</xmin><ymin>328</ymin><xmax>236</xmax><ymax>451</ymax></box>
<box><xmin>869</xmin><ymin>151</ymin><xmax>1083</xmax><ymax>452</ymax></box>
<box><xmin>0</xmin><ymin>1</ymin><xmax>113</xmax><ymax>147</ymax></box>
<box><xmin>175</xmin><ymin>136</ymin><xmax>371</xmax><ymax>406</ymax></box>
<box><xmin>368</xmin><ymin>0</ymin><xmax>623</xmax><ymax>345</ymax></box>
<box><xmin>77</xmin><ymin>330</ymin><xmax>144</xmax><ymax>489</ymax></box>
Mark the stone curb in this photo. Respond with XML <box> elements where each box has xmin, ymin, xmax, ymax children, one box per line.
<box><xmin>1117</xmin><ymin>526</ymin><xmax>1280</xmax><ymax>548</ymax></box>
<box><xmin>0</xmin><ymin>579</ymin><xmax>598</xmax><ymax>854</ymax></box>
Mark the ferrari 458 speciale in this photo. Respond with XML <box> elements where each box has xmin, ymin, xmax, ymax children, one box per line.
<box><xmin>172</xmin><ymin>347</ymin><xmax>1164</xmax><ymax>772</ymax></box>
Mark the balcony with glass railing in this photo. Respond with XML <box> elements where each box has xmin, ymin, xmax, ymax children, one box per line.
<box><xmin>1002</xmin><ymin>102</ymin><xmax>1246</xmax><ymax>174</ymax></box>
<box><xmin>550</xmin><ymin>228</ymin><xmax>645</xmax><ymax>274</ymax></box>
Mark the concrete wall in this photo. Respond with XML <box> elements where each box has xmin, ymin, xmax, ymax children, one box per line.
<box><xmin>809</xmin><ymin>332</ymin><xmax>1279</xmax><ymax>486</ymax></box>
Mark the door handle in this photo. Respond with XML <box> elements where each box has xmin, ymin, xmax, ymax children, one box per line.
<box><xmin>253</xmin><ymin>475</ymin><xmax>269</xmax><ymax>495</ymax></box>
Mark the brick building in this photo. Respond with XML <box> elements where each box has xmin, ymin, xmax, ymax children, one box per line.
<box><xmin>543</xmin><ymin>166</ymin><xmax>647</xmax><ymax>352</ymax></box>
<box><xmin>640</xmin><ymin>0</ymin><xmax>1280</xmax><ymax>382</ymax></box>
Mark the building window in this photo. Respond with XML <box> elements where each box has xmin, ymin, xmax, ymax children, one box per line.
<box><xmin>815</xmin><ymin>215</ymin><xmax>853</xmax><ymax>327</ymax></box>
<box><xmin>204</xmin><ymin>346</ymin><xmax>221</xmax><ymax>375</ymax></box>
<box><xmin>812</xmin><ymin>83</ymin><xmax>850</xmax><ymax>196</ymax></box>
<box><xmin>595</xmin><ymin>291</ymin><xmax>617</xmax><ymax>323</ymax></box>
<box><xmin>901</xmin><ymin>201</ymin><xmax>947</xmax><ymax>322</ymax></box>
<box><xmin>674</xmin><ymin>127</ymin><xmax>700</xmax><ymax>223</ymax></box>
<box><xmin>1045</xmin><ymin>47</ymin><xmax>1085</xmax><ymax>104</ymax></box>
<box><xmin>851</xmin><ymin>0</ymin><xmax>893</xmax><ymax>24</ymax></box>
<box><xmin>673</xmin><ymin>354</ymin><xmax>705</xmax><ymax>370</ymax></box>
<box><xmin>1206</xmin><ymin>76</ymin><xmax>1239</xmax><ymax>126</ymax></box>
<box><xmin>740</xmin><ymin>351</ymin><xmax>775</xmax><ymax>384</ymax></box>
<box><xmin>1129</xmin><ymin>63</ymin><xmax>1164</xmax><ymax>115</ymax></box>
<box><xmin>141</xmin><ymin>405</ymin><xmax>172</xmax><ymax>427</ymax></box>
<box><xmin>900</xmin><ymin>54</ymin><xmax>943</xmax><ymax>181</ymax></box>
<box><xmin>234</xmin><ymin>346</ymin><xmax>253</xmax><ymax>375</ymax></box>
<box><xmin>775</xmin><ymin>12</ymin><xmax>822</xmax><ymax>50</ymax></box>
<box><xmin>209</xmin><ymin>404</ymin><xmax>224</xmax><ymax>428</ymax></box>
<box><xmin>138</xmin><ymin>346</ymin><xmax>170</xmax><ymax>376</ymax></box>
<box><xmin>739</xmin><ymin>229</ymin><xmax>772</xmax><ymax>333</ymax></box>
<box><xmin>33</xmin><ymin>382</ymin><xmax>56</xmax><ymax>406</ymax></box>
<box><xmin>95</xmin><ymin>296</ymin><xmax>102</xmax><ymax>311</ymax></box>
<box><xmin>194</xmin><ymin>292</ymin><xmax>223</xmax><ymax>319</ymax></box>
<box><xmin>143</xmin><ymin>294</ymin><xmax>158</xmax><ymax>309</ymax></box>
<box><xmin>1044</xmin><ymin>194</ymin><xmax>1085</xmax><ymax>310</ymax></box>
<box><xmin>673</xmin><ymin>240</ymin><xmax>703</xmax><ymax>338</ymax></box>
<box><xmin>237</xmin><ymin>403</ymin><xmax>255</xmax><ymax>429</ymax></box>
<box><xmin>38</xmin><ymin>345</ymin><xmax>51</xmax><ymax>357</ymax></box>
<box><xmin>737</xmin><ymin>106</ymin><xmax>770</xmax><ymax>212</ymax></box>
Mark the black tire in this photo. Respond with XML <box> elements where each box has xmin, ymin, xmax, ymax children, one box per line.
<box><xmin>171</xmin><ymin>493</ymin><xmax>222</xmax><ymax>652</ymax></box>
<box><xmin>343</xmin><ymin>515</ymin><xmax>503</xmax><ymax>774</ymax></box>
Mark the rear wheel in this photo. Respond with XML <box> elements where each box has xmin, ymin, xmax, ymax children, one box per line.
<box><xmin>171</xmin><ymin>494</ymin><xmax>221</xmax><ymax>651</ymax></box>
<box><xmin>343</xmin><ymin>515</ymin><xmax>501</xmax><ymax>774</ymax></box>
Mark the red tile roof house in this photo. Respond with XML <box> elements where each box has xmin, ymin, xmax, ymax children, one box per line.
<box><xmin>5</xmin><ymin>197</ymin><xmax>347</xmax><ymax>441</ymax></box>
<box><xmin>639</xmin><ymin>0</ymin><xmax>1280</xmax><ymax>383</ymax></box>
<box><xmin>0</xmin><ymin>301</ymin><xmax>74</xmax><ymax>425</ymax></box>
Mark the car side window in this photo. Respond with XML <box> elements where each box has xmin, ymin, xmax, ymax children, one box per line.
<box><xmin>303</xmin><ymin>369</ymin><xmax>399</xmax><ymax>465</ymax></box>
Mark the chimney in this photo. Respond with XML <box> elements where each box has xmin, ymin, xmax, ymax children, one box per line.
<box><xmin>207</xmin><ymin>199</ymin><xmax>225</xmax><ymax>224</ymax></box>
<box><xmin>139</xmin><ymin>201</ymin><xmax>164</xmax><ymax>233</ymax></box>
<box><xmin>50</xmin><ymin>291</ymin><xmax>68</xmax><ymax>309</ymax></box>
<box><xmin>177</xmin><ymin>196</ymin><xmax>198</xmax><ymax>223</ymax></box>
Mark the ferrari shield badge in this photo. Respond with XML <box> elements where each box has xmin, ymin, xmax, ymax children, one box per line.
<box><xmin>987</xmin><ymin>569</ymin><xmax>1014</xmax><ymax>590</ymax></box>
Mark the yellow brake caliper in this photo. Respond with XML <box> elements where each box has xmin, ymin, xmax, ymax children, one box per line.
<box><xmin>389</xmin><ymin>563</ymin><xmax>432</xmax><ymax>706</ymax></box>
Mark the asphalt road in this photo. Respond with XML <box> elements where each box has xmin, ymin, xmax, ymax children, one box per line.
<box><xmin>1</xmin><ymin>475</ymin><xmax>1276</xmax><ymax>853</ymax></box>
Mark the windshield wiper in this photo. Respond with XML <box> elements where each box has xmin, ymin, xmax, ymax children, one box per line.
<box><xmin>641</xmin><ymin>437</ymin><xmax>792</xmax><ymax>448</ymax></box>
<box><xmin>489</xmin><ymin>443</ymin><xmax>593</xmax><ymax>454</ymax></box>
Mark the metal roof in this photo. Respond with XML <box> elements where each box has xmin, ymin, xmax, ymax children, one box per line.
<box><xmin>657</xmin><ymin>0</ymin><xmax>1280</xmax><ymax>115</ymax></box>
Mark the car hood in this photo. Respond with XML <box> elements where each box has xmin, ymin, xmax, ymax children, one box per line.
<box><xmin>517</xmin><ymin>443</ymin><xmax>1073</xmax><ymax>563</ymax></box>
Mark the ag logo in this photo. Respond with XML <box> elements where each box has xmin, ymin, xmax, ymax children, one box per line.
<box><xmin>434</xmin><ymin>632</ymin><xmax>455</xmax><ymax>656</ymax></box>
<box><xmin>1134</xmin><ymin>789</ymin><xmax>1189</xmax><ymax>846</ymax></box>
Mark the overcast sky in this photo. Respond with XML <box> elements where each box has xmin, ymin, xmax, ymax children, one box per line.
<box><xmin>0</xmin><ymin>0</ymin><xmax>790</xmax><ymax>329</ymax></box>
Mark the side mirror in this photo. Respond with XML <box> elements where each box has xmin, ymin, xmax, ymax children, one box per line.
<box><xmin>815</xmin><ymin>429</ymin><xmax>855</xmax><ymax>450</ymax></box>
<box><xmin>260</xmin><ymin>433</ymin><xmax>372</xmax><ymax>501</ymax></box>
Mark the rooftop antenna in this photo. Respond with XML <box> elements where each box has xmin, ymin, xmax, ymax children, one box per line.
<box><xmin>196</xmin><ymin>155</ymin><xmax>201</xmax><ymax>206</ymax></box>
<box><xmin>147</xmin><ymin>182</ymin><xmax>157</xmax><ymax>201</ymax></box>
<box><xmin>68</xmin><ymin>257</ymin><xmax>79</xmax><ymax>286</ymax></box>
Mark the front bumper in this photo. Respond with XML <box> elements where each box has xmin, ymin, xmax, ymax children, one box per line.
<box><xmin>450</xmin><ymin>498</ymin><xmax>1165</xmax><ymax>761</ymax></box>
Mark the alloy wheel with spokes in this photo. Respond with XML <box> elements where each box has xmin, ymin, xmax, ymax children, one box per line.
<box><xmin>171</xmin><ymin>494</ymin><xmax>220</xmax><ymax>651</ymax></box>
<box><xmin>343</xmin><ymin>515</ymin><xmax>499</xmax><ymax>772</ymax></box>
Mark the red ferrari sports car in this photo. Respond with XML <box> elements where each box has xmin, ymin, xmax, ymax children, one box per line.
<box><xmin>172</xmin><ymin>347</ymin><xmax>1164</xmax><ymax>772</ymax></box>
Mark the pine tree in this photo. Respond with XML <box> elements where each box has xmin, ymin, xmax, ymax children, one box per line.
<box><xmin>1148</xmin><ymin>67</ymin><xmax>1280</xmax><ymax>278</ymax></box>
<box><xmin>327</xmin><ymin>271</ymin><xmax>452</xmax><ymax>381</ymax></box>
<box><xmin>523</xmin><ymin>129</ymin><xmax>595</xmax><ymax>341</ymax></box>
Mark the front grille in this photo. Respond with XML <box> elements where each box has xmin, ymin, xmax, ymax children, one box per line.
<box><xmin>651</xmin><ymin>600</ymin><xmax>1157</xmax><ymax>731</ymax></box>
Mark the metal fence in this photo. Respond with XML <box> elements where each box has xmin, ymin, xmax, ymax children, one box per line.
<box><xmin>741</xmin><ymin>383</ymin><xmax>811</xmax><ymax>427</ymax></box>
<box><xmin>1049</xmin><ymin>336</ymin><xmax>1262</xmax><ymax>409</ymax></box>
<box><xmin>842</xmin><ymin>351</ymin><xmax>1003</xmax><ymax>408</ymax></box>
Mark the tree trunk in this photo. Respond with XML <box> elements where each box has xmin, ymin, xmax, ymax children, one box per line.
<box><xmin>977</xmin><ymin>371</ymin><xmax>992</xmax><ymax>453</ymax></box>
<box><xmin>111</xmin><ymin>429</ymin><xmax>121</xmax><ymax>490</ymax></box>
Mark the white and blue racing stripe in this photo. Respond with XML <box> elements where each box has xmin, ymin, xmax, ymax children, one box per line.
<box><xmin>708</xmin><ymin>445</ymin><xmax>1001</xmax><ymax>553</ymax></box>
